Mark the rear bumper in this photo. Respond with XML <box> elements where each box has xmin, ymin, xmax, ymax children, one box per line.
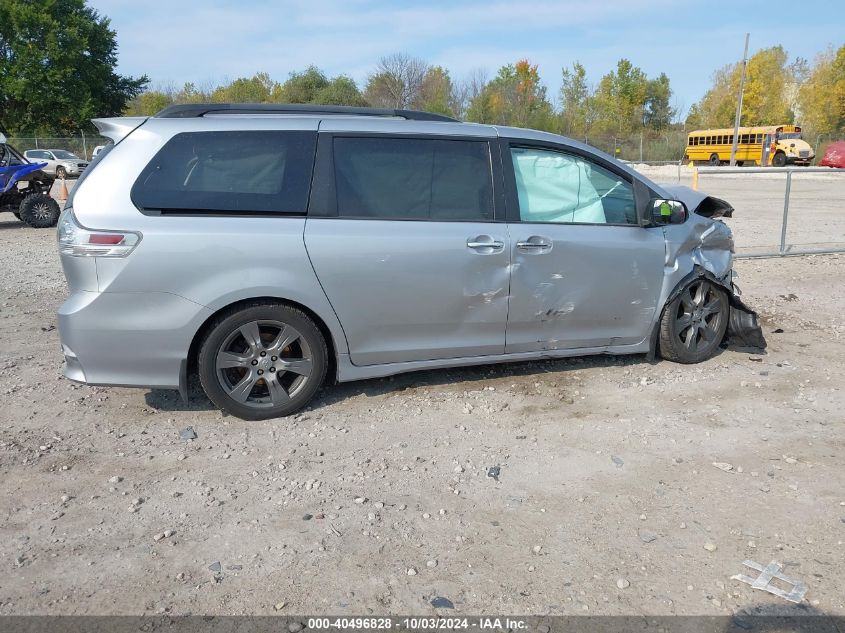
<box><xmin>58</xmin><ymin>290</ymin><xmax>212</xmax><ymax>390</ymax></box>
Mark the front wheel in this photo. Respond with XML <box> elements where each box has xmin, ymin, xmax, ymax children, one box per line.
<box><xmin>198</xmin><ymin>303</ymin><xmax>328</xmax><ymax>420</ymax></box>
<box><xmin>772</xmin><ymin>152</ymin><xmax>787</xmax><ymax>167</ymax></box>
<box><xmin>56</xmin><ymin>166</ymin><xmax>67</xmax><ymax>179</ymax></box>
<box><xmin>658</xmin><ymin>279</ymin><xmax>728</xmax><ymax>363</ymax></box>
<box><xmin>19</xmin><ymin>193</ymin><xmax>61</xmax><ymax>228</ymax></box>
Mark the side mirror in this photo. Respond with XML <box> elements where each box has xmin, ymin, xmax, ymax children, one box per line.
<box><xmin>650</xmin><ymin>198</ymin><xmax>687</xmax><ymax>225</ymax></box>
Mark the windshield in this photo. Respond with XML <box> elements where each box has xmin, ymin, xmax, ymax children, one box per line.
<box><xmin>52</xmin><ymin>150</ymin><xmax>80</xmax><ymax>159</ymax></box>
<box><xmin>778</xmin><ymin>133</ymin><xmax>802</xmax><ymax>140</ymax></box>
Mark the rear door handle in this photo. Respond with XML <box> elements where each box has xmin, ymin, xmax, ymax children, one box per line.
<box><xmin>516</xmin><ymin>236</ymin><xmax>553</xmax><ymax>253</ymax></box>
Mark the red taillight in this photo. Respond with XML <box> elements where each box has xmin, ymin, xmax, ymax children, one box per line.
<box><xmin>88</xmin><ymin>234</ymin><xmax>125</xmax><ymax>245</ymax></box>
<box><xmin>58</xmin><ymin>209</ymin><xmax>141</xmax><ymax>257</ymax></box>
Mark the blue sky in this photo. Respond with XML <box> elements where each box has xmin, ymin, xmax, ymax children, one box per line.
<box><xmin>91</xmin><ymin>0</ymin><xmax>844</xmax><ymax>115</ymax></box>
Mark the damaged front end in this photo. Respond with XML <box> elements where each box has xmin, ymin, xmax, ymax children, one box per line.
<box><xmin>726</xmin><ymin>291</ymin><xmax>766</xmax><ymax>349</ymax></box>
<box><xmin>649</xmin><ymin>185</ymin><xmax>766</xmax><ymax>358</ymax></box>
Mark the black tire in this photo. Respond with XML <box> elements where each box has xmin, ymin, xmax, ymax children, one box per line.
<box><xmin>19</xmin><ymin>193</ymin><xmax>61</xmax><ymax>228</ymax></box>
<box><xmin>198</xmin><ymin>303</ymin><xmax>328</xmax><ymax>420</ymax></box>
<box><xmin>56</xmin><ymin>166</ymin><xmax>67</xmax><ymax>179</ymax></box>
<box><xmin>772</xmin><ymin>152</ymin><xmax>787</xmax><ymax>167</ymax></box>
<box><xmin>658</xmin><ymin>278</ymin><xmax>728</xmax><ymax>364</ymax></box>
<box><xmin>708</xmin><ymin>153</ymin><xmax>720</xmax><ymax>166</ymax></box>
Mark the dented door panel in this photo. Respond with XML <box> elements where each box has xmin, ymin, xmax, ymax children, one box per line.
<box><xmin>505</xmin><ymin>224</ymin><xmax>665</xmax><ymax>352</ymax></box>
<box><xmin>306</xmin><ymin>219</ymin><xmax>510</xmax><ymax>366</ymax></box>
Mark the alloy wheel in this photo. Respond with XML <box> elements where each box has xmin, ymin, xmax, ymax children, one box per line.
<box><xmin>215</xmin><ymin>320</ymin><xmax>313</xmax><ymax>409</ymax></box>
<box><xmin>673</xmin><ymin>280</ymin><xmax>725</xmax><ymax>354</ymax></box>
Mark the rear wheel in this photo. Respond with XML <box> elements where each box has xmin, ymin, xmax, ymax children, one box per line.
<box><xmin>198</xmin><ymin>303</ymin><xmax>328</xmax><ymax>420</ymax></box>
<box><xmin>659</xmin><ymin>279</ymin><xmax>728</xmax><ymax>364</ymax></box>
<box><xmin>708</xmin><ymin>153</ymin><xmax>720</xmax><ymax>166</ymax></box>
<box><xmin>19</xmin><ymin>193</ymin><xmax>60</xmax><ymax>228</ymax></box>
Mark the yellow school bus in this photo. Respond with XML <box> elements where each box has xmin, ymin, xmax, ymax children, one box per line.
<box><xmin>685</xmin><ymin>125</ymin><xmax>815</xmax><ymax>166</ymax></box>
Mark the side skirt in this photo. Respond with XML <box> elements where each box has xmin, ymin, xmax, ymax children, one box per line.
<box><xmin>335</xmin><ymin>340</ymin><xmax>651</xmax><ymax>383</ymax></box>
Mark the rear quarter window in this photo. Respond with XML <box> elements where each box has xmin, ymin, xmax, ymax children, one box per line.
<box><xmin>332</xmin><ymin>137</ymin><xmax>493</xmax><ymax>221</ymax></box>
<box><xmin>131</xmin><ymin>131</ymin><xmax>316</xmax><ymax>214</ymax></box>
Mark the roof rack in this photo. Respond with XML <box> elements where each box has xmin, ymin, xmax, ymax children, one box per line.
<box><xmin>153</xmin><ymin>103</ymin><xmax>459</xmax><ymax>123</ymax></box>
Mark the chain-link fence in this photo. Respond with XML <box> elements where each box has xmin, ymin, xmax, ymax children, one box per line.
<box><xmin>582</xmin><ymin>131</ymin><xmax>689</xmax><ymax>163</ymax></box>
<box><xmin>694</xmin><ymin>166</ymin><xmax>845</xmax><ymax>257</ymax></box>
<box><xmin>6</xmin><ymin>133</ymin><xmax>111</xmax><ymax>161</ymax></box>
<box><xmin>580</xmin><ymin>130</ymin><xmax>845</xmax><ymax>165</ymax></box>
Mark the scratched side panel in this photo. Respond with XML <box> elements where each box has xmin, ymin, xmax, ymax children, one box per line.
<box><xmin>305</xmin><ymin>219</ymin><xmax>510</xmax><ymax>366</ymax></box>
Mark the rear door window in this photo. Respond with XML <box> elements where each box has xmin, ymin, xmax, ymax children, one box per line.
<box><xmin>332</xmin><ymin>137</ymin><xmax>493</xmax><ymax>221</ymax></box>
<box><xmin>131</xmin><ymin>131</ymin><xmax>316</xmax><ymax>214</ymax></box>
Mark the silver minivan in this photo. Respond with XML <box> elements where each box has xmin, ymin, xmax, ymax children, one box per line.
<box><xmin>57</xmin><ymin>104</ymin><xmax>757</xmax><ymax>420</ymax></box>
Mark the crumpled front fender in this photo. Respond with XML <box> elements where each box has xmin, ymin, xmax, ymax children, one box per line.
<box><xmin>646</xmin><ymin>215</ymin><xmax>766</xmax><ymax>359</ymax></box>
<box><xmin>663</xmin><ymin>213</ymin><xmax>734</xmax><ymax>281</ymax></box>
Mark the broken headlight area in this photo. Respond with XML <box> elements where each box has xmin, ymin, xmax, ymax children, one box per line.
<box><xmin>661</xmin><ymin>185</ymin><xmax>734</xmax><ymax>219</ymax></box>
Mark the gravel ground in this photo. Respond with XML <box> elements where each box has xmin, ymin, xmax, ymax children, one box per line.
<box><xmin>1</xmin><ymin>181</ymin><xmax>844</xmax><ymax>616</ymax></box>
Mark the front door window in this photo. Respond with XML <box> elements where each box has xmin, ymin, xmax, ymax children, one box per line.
<box><xmin>511</xmin><ymin>147</ymin><xmax>637</xmax><ymax>225</ymax></box>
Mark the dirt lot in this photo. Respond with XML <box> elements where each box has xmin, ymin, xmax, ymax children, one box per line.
<box><xmin>1</xmin><ymin>177</ymin><xmax>844</xmax><ymax>617</ymax></box>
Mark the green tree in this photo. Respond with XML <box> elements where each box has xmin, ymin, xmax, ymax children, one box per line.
<box><xmin>592</xmin><ymin>59</ymin><xmax>648</xmax><ymax>135</ymax></box>
<box><xmin>0</xmin><ymin>0</ymin><xmax>147</xmax><ymax>135</ymax></box>
<box><xmin>173</xmin><ymin>82</ymin><xmax>212</xmax><ymax>104</ymax></box>
<box><xmin>275</xmin><ymin>66</ymin><xmax>330</xmax><ymax>103</ymax></box>
<box><xmin>275</xmin><ymin>66</ymin><xmax>367</xmax><ymax>106</ymax></box>
<box><xmin>559</xmin><ymin>62</ymin><xmax>592</xmax><ymax>137</ymax></box>
<box><xmin>417</xmin><ymin>66</ymin><xmax>456</xmax><ymax>116</ymax></box>
<box><xmin>742</xmin><ymin>46</ymin><xmax>793</xmax><ymax>124</ymax></box>
<box><xmin>313</xmin><ymin>76</ymin><xmax>368</xmax><ymax>106</ymax></box>
<box><xmin>210</xmin><ymin>72</ymin><xmax>278</xmax><ymax>103</ymax></box>
<box><xmin>688</xmin><ymin>46</ymin><xmax>796</xmax><ymax>128</ymax></box>
<box><xmin>686</xmin><ymin>64</ymin><xmax>736</xmax><ymax>128</ymax></box>
<box><xmin>466</xmin><ymin>60</ymin><xmax>555</xmax><ymax>130</ymax></box>
<box><xmin>685</xmin><ymin>102</ymin><xmax>703</xmax><ymax>129</ymax></box>
<box><xmin>124</xmin><ymin>90</ymin><xmax>172</xmax><ymax>116</ymax></box>
<box><xmin>799</xmin><ymin>45</ymin><xmax>845</xmax><ymax>135</ymax></box>
<box><xmin>644</xmin><ymin>73</ymin><xmax>674</xmax><ymax>130</ymax></box>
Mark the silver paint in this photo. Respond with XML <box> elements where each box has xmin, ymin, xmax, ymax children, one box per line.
<box><xmin>58</xmin><ymin>113</ymin><xmax>735</xmax><ymax>395</ymax></box>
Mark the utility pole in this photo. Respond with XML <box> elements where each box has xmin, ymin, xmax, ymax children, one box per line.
<box><xmin>730</xmin><ymin>33</ymin><xmax>750</xmax><ymax>167</ymax></box>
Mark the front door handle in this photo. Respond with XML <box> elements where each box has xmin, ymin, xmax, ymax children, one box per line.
<box><xmin>467</xmin><ymin>236</ymin><xmax>505</xmax><ymax>252</ymax></box>
<box><xmin>516</xmin><ymin>236</ymin><xmax>553</xmax><ymax>253</ymax></box>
